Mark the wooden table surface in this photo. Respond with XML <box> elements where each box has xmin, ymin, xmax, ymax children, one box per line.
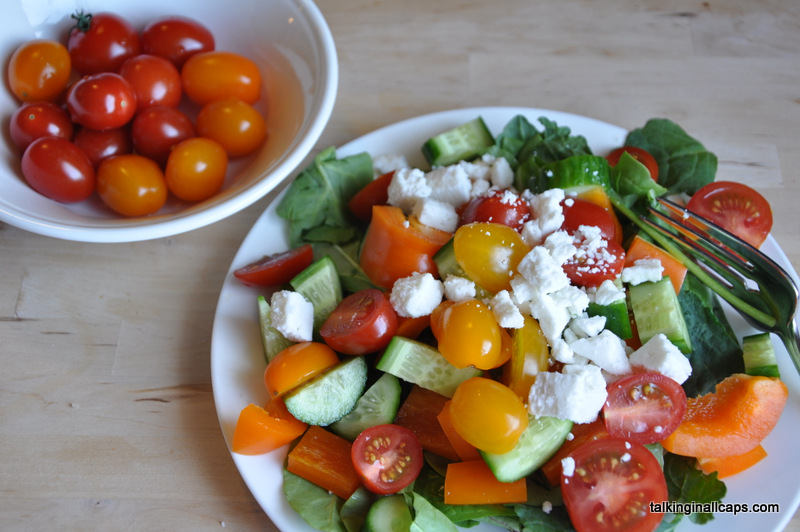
<box><xmin>2</xmin><ymin>0</ymin><xmax>799</xmax><ymax>530</ymax></box>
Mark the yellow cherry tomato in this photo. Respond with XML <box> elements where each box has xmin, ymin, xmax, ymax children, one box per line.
<box><xmin>165</xmin><ymin>137</ymin><xmax>228</xmax><ymax>202</ymax></box>
<box><xmin>8</xmin><ymin>39</ymin><xmax>71</xmax><ymax>102</ymax></box>
<box><xmin>264</xmin><ymin>342</ymin><xmax>339</xmax><ymax>398</ymax></box>
<box><xmin>502</xmin><ymin>316</ymin><xmax>550</xmax><ymax>399</ymax></box>
<box><xmin>196</xmin><ymin>97</ymin><xmax>267</xmax><ymax>157</ymax></box>
<box><xmin>453</xmin><ymin>223</ymin><xmax>530</xmax><ymax>294</ymax></box>
<box><xmin>97</xmin><ymin>154</ymin><xmax>168</xmax><ymax>217</ymax></box>
<box><xmin>181</xmin><ymin>50</ymin><xmax>262</xmax><ymax>105</ymax></box>
<box><xmin>432</xmin><ymin>299</ymin><xmax>504</xmax><ymax>370</ymax></box>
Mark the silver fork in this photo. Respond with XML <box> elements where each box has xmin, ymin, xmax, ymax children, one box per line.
<box><xmin>638</xmin><ymin>197</ymin><xmax>800</xmax><ymax>375</ymax></box>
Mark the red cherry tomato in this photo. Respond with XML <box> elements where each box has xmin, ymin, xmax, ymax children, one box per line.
<box><xmin>561</xmin><ymin>197</ymin><xmax>622</xmax><ymax>245</ymax></box>
<box><xmin>130</xmin><ymin>106</ymin><xmax>195</xmax><ymax>166</ymax></box>
<box><xmin>96</xmin><ymin>154</ymin><xmax>168</xmax><ymax>216</ymax></box>
<box><xmin>561</xmin><ymin>438</ymin><xmax>667</xmax><ymax>532</ymax></box>
<box><xmin>20</xmin><ymin>137</ymin><xmax>95</xmax><ymax>203</ymax></box>
<box><xmin>348</xmin><ymin>171</ymin><xmax>394</xmax><ymax>222</ymax></box>
<box><xmin>459</xmin><ymin>189</ymin><xmax>531</xmax><ymax>231</ymax></box>
<box><xmin>164</xmin><ymin>137</ymin><xmax>228</xmax><ymax>202</ymax></box>
<box><xmin>141</xmin><ymin>16</ymin><xmax>215</xmax><ymax>68</ymax></box>
<box><xmin>561</xmin><ymin>230</ymin><xmax>625</xmax><ymax>288</ymax></box>
<box><xmin>73</xmin><ymin>127</ymin><xmax>133</xmax><ymax>167</ymax></box>
<box><xmin>603</xmin><ymin>372</ymin><xmax>687</xmax><ymax>445</ymax></box>
<box><xmin>607</xmin><ymin>146</ymin><xmax>659</xmax><ymax>182</ymax></box>
<box><xmin>7</xmin><ymin>39</ymin><xmax>72</xmax><ymax>102</ymax></box>
<box><xmin>320</xmin><ymin>289</ymin><xmax>399</xmax><ymax>356</ymax></box>
<box><xmin>233</xmin><ymin>244</ymin><xmax>315</xmax><ymax>287</ymax></box>
<box><xmin>351</xmin><ymin>424</ymin><xmax>424</xmax><ymax>495</ymax></box>
<box><xmin>686</xmin><ymin>181</ymin><xmax>773</xmax><ymax>248</ymax></box>
<box><xmin>181</xmin><ymin>50</ymin><xmax>262</xmax><ymax>105</ymax></box>
<box><xmin>10</xmin><ymin>102</ymin><xmax>74</xmax><ymax>151</ymax></box>
<box><xmin>67</xmin><ymin>12</ymin><xmax>141</xmax><ymax>75</ymax></box>
<box><xmin>66</xmin><ymin>73</ymin><xmax>137</xmax><ymax>131</ymax></box>
<box><xmin>119</xmin><ymin>54</ymin><xmax>182</xmax><ymax>111</ymax></box>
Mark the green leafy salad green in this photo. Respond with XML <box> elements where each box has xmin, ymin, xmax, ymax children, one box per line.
<box><xmin>274</xmin><ymin>114</ymin><xmax>741</xmax><ymax>532</ymax></box>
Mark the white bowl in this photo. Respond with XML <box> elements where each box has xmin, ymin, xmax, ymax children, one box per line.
<box><xmin>0</xmin><ymin>0</ymin><xmax>337</xmax><ymax>242</ymax></box>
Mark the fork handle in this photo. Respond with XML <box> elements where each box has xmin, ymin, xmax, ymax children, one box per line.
<box><xmin>781</xmin><ymin>321</ymin><xmax>800</xmax><ymax>377</ymax></box>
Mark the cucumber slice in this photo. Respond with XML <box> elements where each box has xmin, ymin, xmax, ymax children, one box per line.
<box><xmin>628</xmin><ymin>276</ymin><xmax>692</xmax><ymax>353</ymax></box>
<box><xmin>364</xmin><ymin>494</ymin><xmax>412</xmax><ymax>532</ymax></box>
<box><xmin>330</xmin><ymin>373</ymin><xmax>403</xmax><ymax>441</ymax></box>
<box><xmin>743</xmin><ymin>332</ymin><xmax>780</xmax><ymax>378</ymax></box>
<box><xmin>479</xmin><ymin>415</ymin><xmax>573</xmax><ymax>483</ymax></box>
<box><xmin>376</xmin><ymin>336</ymin><xmax>482</xmax><ymax>398</ymax></box>
<box><xmin>284</xmin><ymin>356</ymin><xmax>368</xmax><ymax>426</ymax></box>
<box><xmin>535</xmin><ymin>155</ymin><xmax>611</xmax><ymax>192</ymax></box>
<box><xmin>290</xmin><ymin>255</ymin><xmax>343</xmax><ymax>333</ymax></box>
<box><xmin>421</xmin><ymin>117</ymin><xmax>495</xmax><ymax>167</ymax></box>
<box><xmin>257</xmin><ymin>295</ymin><xmax>294</xmax><ymax>362</ymax></box>
<box><xmin>587</xmin><ymin>299</ymin><xmax>633</xmax><ymax>340</ymax></box>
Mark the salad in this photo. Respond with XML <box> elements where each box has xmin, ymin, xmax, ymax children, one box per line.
<box><xmin>223</xmin><ymin>111</ymin><xmax>790</xmax><ymax>532</ymax></box>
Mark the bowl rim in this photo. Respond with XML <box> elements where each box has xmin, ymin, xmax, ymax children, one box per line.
<box><xmin>0</xmin><ymin>0</ymin><xmax>339</xmax><ymax>243</ymax></box>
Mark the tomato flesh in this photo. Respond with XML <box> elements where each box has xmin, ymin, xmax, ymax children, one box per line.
<box><xmin>459</xmin><ymin>189</ymin><xmax>531</xmax><ymax>231</ymax></box>
<box><xmin>561</xmin><ymin>197</ymin><xmax>621</xmax><ymax>245</ymax></box>
<box><xmin>686</xmin><ymin>181</ymin><xmax>773</xmax><ymax>248</ymax></box>
<box><xmin>432</xmin><ymin>300</ymin><xmax>504</xmax><ymax>370</ymax></box>
<box><xmin>320</xmin><ymin>289</ymin><xmax>398</xmax><ymax>355</ymax></box>
<box><xmin>603</xmin><ymin>372</ymin><xmax>687</xmax><ymax>444</ymax></box>
<box><xmin>561</xmin><ymin>228</ymin><xmax>625</xmax><ymax>288</ymax></box>
<box><xmin>453</xmin><ymin>222</ymin><xmax>530</xmax><ymax>293</ymax></box>
<box><xmin>351</xmin><ymin>424</ymin><xmax>424</xmax><ymax>495</ymax></box>
<box><xmin>264</xmin><ymin>342</ymin><xmax>339</xmax><ymax>398</ymax></box>
<box><xmin>562</xmin><ymin>438</ymin><xmax>667</xmax><ymax>532</ymax></box>
<box><xmin>233</xmin><ymin>245</ymin><xmax>314</xmax><ymax>287</ymax></box>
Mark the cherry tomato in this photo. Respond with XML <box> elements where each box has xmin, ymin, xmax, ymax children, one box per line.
<box><xmin>66</xmin><ymin>73</ymin><xmax>137</xmax><ymax>131</ymax></box>
<box><xmin>130</xmin><ymin>106</ymin><xmax>195</xmax><ymax>166</ymax></box>
<box><xmin>67</xmin><ymin>11</ymin><xmax>141</xmax><ymax>74</ymax></box>
<box><xmin>607</xmin><ymin>146</ymin><xmax>659</xmax><ymax>182</ymax></box>
<box><xmin>320</xmin><ymin>289</ymin><xmax>398</xmax><ymax>356</ymax></box>
<box><xmin>74</xmin><ymin>127</ymin><xmax>133</xmax><ymax>167</ymax></box>
<box><xmin>686</xmin><ymin>181</ymin><xmax>773</xmax><ymax>248</ymax></box>
<box><xmin>96</xmin><ymin>154</ymin><xmax>168</xmax><ymax>216</ymax></box>
<box><xmin>119</xmin><ymin>54</ymin><xmax>182</xmax><ymax>111</ymax></box>
<box><xmin>432</xmin><ymin>300</ymin><xmax>504</xmax><ymax>370</ymax></box>
<box><xmin>141</xmin><ymin>16</ymin><xmax>215</xmax><ymax>68</ymax></box>
<box><xmin>449</xmin><ymin>377</ymin><xmax>528</xmax><ymax>454</ymax></box>
<box><xmin>561</xmin><ymin>438</ymin><xmax>667</xmax><ymax>532</ymax></box>
<box><xmin>453</xmin><ymin>222</ymin><xmax>530</xmax><ymax>293</ymax></box>
<box><xmin>181</xmin><ymin>50</ymin><xmax>262</xmax><ymax>105</ymax></box>
<box><xmin>233</xmin><ymin>244</ymin><xmax>314</xmax><ymax>287</ymax></box>
<box><xmin>263</xmin><ymin>342</ymin><xmax>339</xmax><ymax>398</ymax></box>
<box><xmin>348</xmin><ymin>171</ymin><xmax>394</xmax><ymax>222</ymax></box>
<box><xmin>8</xmin><ymin>39</ymin><xmax>71</xmax><ymax>102</ymax></box>
<box><xmin>351</xmin><ymin>424</ymin><xmax>424</xmax><ymax>495</ymax></box>
<box><xmin>603</xmin><ymin>372</ymin><xmax>687</xmax><ymax>445</ymax></box>
<box><xmin>164</xmin><ymin>137</ymin><xmax>228</xmax><ymax>202</ymax></box>
<box><xmin>10</xmin><ymin>102</ymin><xmax>74</xmax><ymax>151</ymax></box>
<box><xmin>561</xmin><ymin>229</ymin><xmax>625</xmax><ymax>288</ymax></box>
<box><xmin>561</xmin><ymin>197</ymin><xmax>622</xmax><ymax>245</ymax></box>
<box><xmin>196</xmin><ymin>98</ymin><xmax>267</xmax><ymax>157</ymax></box>
<box><xmin>20</xmin><ymin>137</ymin><xmax>95</xmax><ymax>203</ymax></box>
<box><xmin>459</xmin><ymin>189</ymin><xmax>531</xmax><ymax>231</ymax></box>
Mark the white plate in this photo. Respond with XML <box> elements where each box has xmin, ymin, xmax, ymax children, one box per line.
<box><xmin>211</xmin><ymin>106</ymin><xmax>800</xmax><ymax>532</ymax></box>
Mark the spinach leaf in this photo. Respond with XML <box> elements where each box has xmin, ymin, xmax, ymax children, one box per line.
<box><xmin>610</xmin><ymin>150</ymin><xmax>668</xmax><ymax>209</ymax></box>
<box><xmin>663</xmin><ymin>453</ymin><xmax>727</xmax><ymax>525</ymax></box>
<box><xmin>282</xmin><ymin>469</ymin><xmax>347</xmax><ymax>532</ymax></box>
<box><xmin>276</xmin><ymin>147</ymin><xmax>374</xmax><ymax>247</ymax></box>
<box><xmin>406</xmin><ymin>492</ymin><xmax>460</xmax><ymax>532</ymax></box>
<box><xmin>624</xmin><ymin>119</ymin><xmax>717</xmax><ymax>195</ymax></box>
<box><xmin>311</xmin><ymin>241</ymin><xmax>380</xmax><ymax>293</ymax></box>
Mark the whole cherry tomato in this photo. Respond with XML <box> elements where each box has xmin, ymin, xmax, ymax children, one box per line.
<box><xmin>67</xmin><ymin>12</ymin><xmax>141</xmax><ymax>74</ymax></box>
<box><xmin>10</xmin><ymin>102</ymin><xmax>74</xmax><ymax>151</ymax></box>
<box><xmin>7</xmin><ymin>39</ymin><xmax>71</xmax><ymax>102</ymax></box>
<box><xmin>96</xmin><ymin>154</ymin><xmax>168</xmax><ymax>216</ymax></box>
<box><xmin>165</xmin><ymin>137</ymin><xmax>228</xmax><ymax>202</ymax></box>
<box><xmin>20</xmin><ymin>137</ymin><xmax>95</xmax><ymax>203</ymax></box>
<box><xmin>141</xmin><ymin>16</ymin><xmax>215</xmax><ymax>68</ymax></box>
<box><xmin>181</xmin><ymin>51</ymin><xmax>262</xmax><ymax>105</ymax></box>
<box><xmin>119</xmin><ymin>54</ymin><xmax>182</xmax><ymax>111</ymax></box>
<box><xmin>196</xmin><ymin>98</ymin><xmax>266</xmax><ymax>157</ymax></box>
<box><xmin>74</xmin><ymin>127</ymin><xmax>133</xmax><ymax>167</ymax></box>
<box><xmin>130</xmin><ymin>106</ymin><xmax>195</xmax><ymax>166</ymax></box>
<box><xmin>66</xmin><ymin>73</ymin><xmax>137</xmax><ymax>131</ymax></box>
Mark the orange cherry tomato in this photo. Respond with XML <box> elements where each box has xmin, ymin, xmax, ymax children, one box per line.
<box><xmin>263</xmin><ymin>342</ymin><xmax>339</xmax><ymax>398</ymax></box>
<box><xmin>8</xmin><ymin>39</ymin><xmax>71</xmax><ymax>102</ymax></box>
<box><xmin>96</xmin><ymin>154</ymin><xmax>168</xmax><ymax>216</ymax></box>
<box><xmin>196</xmin><ymin>98</ymin><xmax>267</xmax><ymax>157</ymax></box>
<box><xmin>181</xmin><ymin>50</ymin><xmax>262</xmax><ymax>105</ymax></box>
<box><xmin>432</xmin><ymin>300</ymin><xmax>504</xmax><ymax>370</ymax></box>
<box><xmin>164</xmin><ymin>137</ymin><xmax>228</xmax><ymax>202</ymax></box>
<box><xmin>453</xmin><ymin>222</ymin><xmax>530</xmax><ymax>294</ymax></box>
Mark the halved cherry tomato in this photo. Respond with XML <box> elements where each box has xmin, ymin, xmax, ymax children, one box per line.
<box><xmin>561</xmin><ymin>438</ymin><xmax>667</xmax><ymax>532</ymax></box>
<box><xmin>686</xmin><ymin>181</ymin><xmax>773</xmax><ymax>248</ymax></box>
<box><xmin>541</xmin><ymin>418</ymin><xmax>610</xmax><ymax>486</ymax></box>
<box><xmin>263</xmin><ymin>342</ymin><xmax>339</xmax><ymax>398</ymax></box>
<box><xmin>458</xmin><ymin>189</ymin><xmax>530</xmax><ymax>231</ymax></box>
<box><xmin>453</xmin><ymin>222</ymin><xmax>530</xmax><ymax>293</ymax></box>
<box><xmin>503</xmin><ymin>315</ymin><xmax>549</xmax><ymax>399</ymax></box>
<box><xmin>164</xmin><ymin>137</ymin><xmax>228</xmax><ymax>202</ymax></box>
<box><xmin>561</xmin><ymin>197</ymin><xmax>622</xmax><ymax>245</ymax></box>
<box><xmin>348</xmin><ymin>171</ymin><xmax>394</xmax><ymax>222</ymax></box>
<box><xmin>233</xmin><ymin>244</ymin><xmax>314</xmax><ymax>287</ymax></box>
<box><xmin>603</xmin><ymin>372</ymin><xmax>687</xmax><ymax>445</ymax></box>
<box><xmin>74</xmin><ymin>127</ymin><xmax>133</xmax><ymax>168</ymax></box>
<box><xmin>66</xmin><ymin>73</ymin><xmax>137</xmax><ymax>131</ymax></box>
<box><xmin>10</xmin><ymin>102</ymin><xmax>74</xmax><ymax>151</ymax></box>
<box><xmin>96</xmin><ymin>154</ymin><xmax>168</xmax><ymax>216</ymax></box>
<box><xmin>351</xmin><ymin>424</ymin><xmax>424</xmax><ymax>495</ymax></box>
<box><xmin>141</xmin><ymin>16</ymin><xmax>215</xmax><ymax>68</ymax></box>
<box><xmin>319</xmin><ymin>289</ymin><xmax>398</xmax><ymax>355</ymax></box>
<box><xmin>561</xmin><ymin>230</ymin><xmax>625</xmax><ymax>288</ymax></box>
<box><xmin>196</xmin><ymin>98</ymin><xmax>267</xmax><ymax>157</ymax></box>
<box><xmin>181</xmin><ymin>51</ymin><xmax>262</xmax><ymax>105</ymax></box>
<box><xmin>432</xmin><ymin>300</ymin><xmax>504</xmax><ymax>370</ymax></box>
<box><xmin>449</xmin><ymin>377</ymin><xmax>528</xmax><ymax>454</ymax></box>
<box><xmin>68</xmin><ymin>12</ymin><xmax>141</xmax><ymax>74</ymax></box>
<box><xmin>607</xmin><ymin>146</ymin><xmax>659</xmax><ymax>182</ymax></box>
<box><xmin>7</xmin><ymin>39</ymin><xmax>71</xmax><ymax>102</ymax></box>
<box><xmin>131</xmin><ymin>106</ymin><xmax>195</xmax><ymax>166</ymax></box>
<box><xmin>21</xmin><ymin>137</ymin><xmax>95</xmax><ymax>203</ymax></box>
<box><xmin>231</xmin><ymin>399</ymin><xmax>307</xmax><ymax>455</ymax></box>
<box><xmin>119</xmin><ymin>54</ymin><xmax>182</xmax><ymax>111</ymax></box>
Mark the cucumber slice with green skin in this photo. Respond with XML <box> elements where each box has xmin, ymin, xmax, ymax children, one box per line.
<box><xmin>330</xmin><ymin>373</ymin><xmax>403</xmax><ymax>441</ymax></box>
<box><xmin>480</xmin><ymin>415</ymin><xmax>573</xmax><ymax>483</ymax></box>
<box><xmin>364</xmin><ymin>494</ymin><xmax>412</xmax><ymax>532</ymax></box>
<box><xmin>587</xmin><ymin>299</ymin><xmax>632</xmax><ymax>340</ymax></box>
<box><xmin>743</xmin><ymin>332</ymin><xmax>780</xmax><ymax>378</ymax></box>
<box><xmin>421</xmin><ymin>117</ymin><xmax>495</xmax><ymax>167</ymax></box>
<box><xmin>257</xmin><ymin>295</ymin><xmax>294</xmax><ymax>362</ymax></box>
<box><xmin>628</xmin><ymin>276</ymin><xmax>692</xmax><ymax>353</ymax></box>
<box><xmin>376</xmin><ymin>337</ymin><xmax>482</xmax><ymax>398</ymax></box>
<box><xmin>290</xmin><ymin>255</ymin><xmax>343</xmax><ymax>334</ymax></box>
<box><xmin>284</xmin><ymin>356</ymin><xmax>368</xmax><ymax>426</ymax></box>
<box><xmin>535</xmin><ymin>155</ymin><xmax>611</xmax><ymax>192</ymax></box>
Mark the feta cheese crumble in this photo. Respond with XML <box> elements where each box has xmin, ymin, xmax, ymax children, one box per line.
<box><xmin>443</xmin><ymin>275</ymin><xmax>476</xmax><ymax>302</ymax></box>
<box><xmin>390</xmin><ymin>272</ymin><xmax>444</xmax><ymax>318</ymax></box>
<box><xmin>270</xmin><ymin>290</ymin><xmax>314</xmax><ymax>342</ymax></box>
<box><xmin>621</xmin><ymin>258</ymin><xmax>664</xmax><ymax>285</ymax></box>
<box><xmin>528</xmin><ymin>364</ymin><xmax>608</xmax><ymax>423</ymax></box>
<box><xmin>629</xmin><ymin>333</ymin><xmax>693</xmax><ymax>384</ymax></box>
